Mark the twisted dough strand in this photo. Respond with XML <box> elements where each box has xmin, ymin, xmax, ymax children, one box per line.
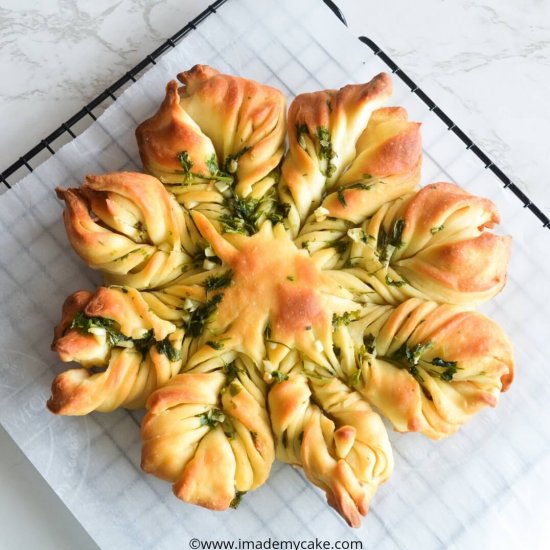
<box><xmin>49</xmin><ymin>287</ymin><xmax>183</xmax><ymax>414</ymax></box>
<box><xmin>268</xmin><ymin>370</ymin><xmax>393</xmax><ymax>527</ymax></box>
<box><xmin>57</xmin><ymin>172</ymin><xmax>191</xmax><ymax>289</ymax></box>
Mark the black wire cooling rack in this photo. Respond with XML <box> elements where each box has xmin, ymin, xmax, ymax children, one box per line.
<box><xmin>1</xmin><ymin>0</ymin><xmax>548</xmax><ymax>230</ymax></box>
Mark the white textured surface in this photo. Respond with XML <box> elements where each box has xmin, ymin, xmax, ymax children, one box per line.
<box><xmin>0</xmin><ymin>1</ymin><xmax>549</xmax><ymax>549</ymax></box>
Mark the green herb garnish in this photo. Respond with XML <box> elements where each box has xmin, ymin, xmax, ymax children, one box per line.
<box><xmin>155</xmin><ymin>336</ymin><xmax>181</xmax><ymax>362</ymax></box>
<box><xmin>206</xmin><ymin>338</ymin><xmax>229</xmax><ymax>350</ymax></box>
<box><xmin>185</xmin><ymin>294</ymin><xmax>224</xmax><ymax>337</ymax></box>
<box><xmin>316</xmin><ymin>126</ymin><xmax>337</xmax><ymax>177</ymax></box>
<box><xmin>385</xmin><ymin>274</ymin><xmax>408</xmax><ymax>287</ymax></box>
<box><xmin>205</xmin><ymin>154</ymin><xmax>218</xmax><ymax>175</ymax></box>
<box><xmin>223</xmin><ymin>361</ymin><xmax>242</xmax><ymax>383</ymax></box>
<box><xmin>389</xmin><ymin>218</ymin><xmax>406</xmax><ymax>248</ymax></box>
<box><xmin>271</xmin><ymin>371</ymin><xmax>289</xmax><ymax>383</ymax></box>
<box><xmin>391</xmin><ymin>341</ymin><xmax>433</xmax><ymax>383</ymax></box>
<box><xmin>197</xmin><ymin>408</ymin><xmax>225</xmax><ymax>428</ymax></box>
<box><xmin>266</xmin><ymin>201</ymin><xmax>291</xmax><ymax>225</ymax></box>
<box><xmin>363</xmin><ymin>333</ymin><xmax>377</xmax><ymax>355</ymax></box>
<box><xmin>230</xmin><ymin>491</ymin><xmax>246</xmax><ymax>509</ymax></box>
<box><xmin>332</xmin><ymin>311</ymin><xmax>354</xmax><ymax>328</ymax></box>
<box><xmin>133</xmin><ymin>330</ymin><xmax>155</xmax><ymax>357</ymax></box>
<box><xmin>431</xmin><ymin>224</ymin><xmax>445</xmax><ymax>234</ymax></box>
<box><xmin>177</xmin><ymin>151</ymin><xmax>194</xmax><ymax>183</ymax></box>
<box><xmin>219</xmin><ymin>193</ymin><xmax>261</xmax><ymax>235</ymax></box>
<box><xmin>430</xmin><ymin>357</ymin><xmax>459</xmax><ymax>381</ymax></box>
<box><xmin>203</xmin><ymin>270</ymin><xmax>233</xmax><ymax>293</ymax></box>
<box><xmin>70</xmin><ymin>311</ymin><xmax>129</xmax><ymax>347</ymax></box>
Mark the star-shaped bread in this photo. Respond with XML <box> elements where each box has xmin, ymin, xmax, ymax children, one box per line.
<box><xmin>50</xmin><ymin>66</ymin><xmax>513</xmax><ymax>527</ymax></box>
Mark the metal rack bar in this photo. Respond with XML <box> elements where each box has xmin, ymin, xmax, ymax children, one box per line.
<box><xmin>358</xmin><ymin>35</ymin><xmax>550</xmax><ymax>230</ymax></box>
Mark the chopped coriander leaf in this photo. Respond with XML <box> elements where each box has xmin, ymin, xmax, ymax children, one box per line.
<box><xmin>133</xmin><ymin>330</ymin><xmax>155</xmax><ymax>357</ymax></box>
<box><xmin>332</xmin><ymin>311</ymin><xmax>354</xmax><ymax>328</ymax></box>
<box><xmin>316</xmin><ymin>126</ymin><xmax>337</xmax><ymax>177</ymax></box>
<box><xmin>376</xmin><ymin>226</ymin><xmax>390</xmax><ymax>263</ymax></box>
<box><xmin>177</xmin><ymin>151</ymin><xmax>234</xmax><ymax>184</ymax></box>
<box><xmin>430</xmin><ymin>357</ymin><xmax>459</xmax><ymax>381</ymax></box>
<box><xmin>430</xmin><ymin>357</ymin><xmax>457</xmax><ymax>368</ymax></box>
<box><xmin>177</xmin><ymin>151</ymin><xmax>194</xmax><ymax>182</ymax></box>
<box><xmin>408</xmin><ymin>365</ymin><xmax>424</xmax><ymax>383</ymax></box>
<box><xmin>219</xmin><ymin>193</ymin><xmax>261</xmax><ymax>235</ymax></box>
<box><xmin>440</xmin><ymin>369</ymin><xmax>456</xmax><ymax>382</ymax></box>
<box><xmin>334</xmin><ymin>238</ymin><xmax>349</xmax><ymax>254</ymax></box>
<box><xmin>431</xmin><ymin>224</ymin><xmax>445</xmax><ymax>234</ymax></box>
<box><xmin>185</xmin><ymin>294</ymin><xmax>224</xmax><ymax>337</ymax></box>
<box><xmin>203</xmin><ymin>270</ymin><xmax>233</xmax><ymax>293</ymax></box>
<box><xmin>271</xmin><ymin>371</ymin><xmax>289</xmax><ymax>383</ymax></box>
<box><xmin>155</xmin><ymin>336</ymin><xmax>181</xmax><ymax>362</ymax></box>
<box><xmin>286</xmin><ymin>275</ymin><xmax>295</xmax><ymax>281</ymax></box>
<box><xmin>70</xmin><ymin>311</ymin><xmax>130</xmax><ymax>347</ymax></box>
<box><xmin>389</xmin><ymin>218</ymin><xmax>406</xmax><ymax>248</ymax></box>
<box><xmin>197</xmin><ymin>408</ymin><xmax>225</xmax><ymax>428</ymax></box>
<box><xmin>224</xmin><ymin>361</ymin><xmax>242</xmax><ymax>383</ymax></box>
<box><xmin>395</xmin><ymin>341</ymin><xmax>433</xmax><ymax>366</ymax></box>
<box><xmin>385</xmin><ymin>274</ymin><xmax>408</xmax><ymax>287</ymax></box>
<box><xmin>363</xmin><ymin>333</ymin><xmax>376</xmax><ymax>355</ymax></box>
<box><xmin>230</xmin><ymin>491</ymin><xmax>246</xmax><ymax>509</ymax></box>
<box><xmin>205</xmin><ymin>153</ymin><xmax>218</xmax><ymax>175</ymax></box>
<box><xmin>391</xmin><ymin>341</ymin><xmax>433</xmax><ymax>384</ymax></box>
<box><xmin>206</xmin><ymin>338</ymin><xmax>229</xmax><ymax>350</ymax></box>
<box><xmin>266</xmin><ymin>201</ymin><xmax>291</xmax><ymax>225</ymax></box>
<box><xmin>224</xmin><ymin>427</ymin><xmax>236</xmax><ymax>440</ymax></box>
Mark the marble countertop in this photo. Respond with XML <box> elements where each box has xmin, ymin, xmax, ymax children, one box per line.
<box><xmin>0</xmin><ymin>0</ymin><xmax>548</xmax><ymax>548</ymax></box>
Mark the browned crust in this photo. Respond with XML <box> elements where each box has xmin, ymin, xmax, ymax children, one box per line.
<box><xmin>288</xmin><ymin>72</ymin><xmax>393</xmax><ymax>146</ymax></box>
<box><xmin>403</xmin><ymin>182</ymin><xmax>500</xmax><ymax>235</ymax></box>
<box><xmin>362</xmin><ymin>122</ymin><xmax>422</xmax><ymax>176</ymax></box>
<box><xmin>135</xmin><ymin>80</ymin><xmax>214</xmax><ymax>176</ymax></box>
<box><xmin>52</xmin><ymin>290</ymin><xmax>93</xmax><ymax>348</ymax></box>
<box><xmin>400</xmin><ymin>232</ymin><xmax>511</xmax><ymax>294</ymax></box>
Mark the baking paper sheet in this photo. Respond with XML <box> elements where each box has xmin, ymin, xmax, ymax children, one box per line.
<box><xmin>1</xmin><ymin>0</ymin><xmax>549</xmax><ymax>548</ymax></box>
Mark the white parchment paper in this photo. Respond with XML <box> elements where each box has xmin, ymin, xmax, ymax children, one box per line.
<box><xmin>1</xmin><ymin>0</ymin><xmax>549</xmax><ymax>548</ymax></box>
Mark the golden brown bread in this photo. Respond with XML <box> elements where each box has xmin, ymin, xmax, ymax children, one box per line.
<box><xmin>56</xmin><ymin>172</ymin><xmax>190</xmax><ymax>289</ymax></box>
<box><xmin>278</xmin><ymin>74</ymin><xmax>423</xmax><ymax>233</ymax></box>
<box><xmin>297</xmin><ymin>182</ymin><xmax>511</xmax><ymax>306</ymax></box>
<box><xmin>141</xmin><ymin>355</ymin><xmax>274</xmax><ymax>509</ymax></box>
<box><xmin>337</xmin><ymin>298</ymin><xmax>514</xmax><ymax>439</ymax></box>
<box><xmin>322</xmin><ymin>107</ymin><xmax>422</xmax><ymax>223</ymax></box>
<box><xmin>49</xmin><ymin>68</ymin><xmax>514</xmax><ymax>528</ymax></box>
<box><xmin>49</xmin><ymin>287</ymin><xmax>182</xmax><ymax>414</ymax></box>
<box><xmin>136</xmin><ymin>64</ymin><xmax>286</xmax><ymax>203</ymax></box>
<box><xmin>269</xmin><ymin>372</ymin><xmax>393</xmax><ymax>527</ymax></box>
